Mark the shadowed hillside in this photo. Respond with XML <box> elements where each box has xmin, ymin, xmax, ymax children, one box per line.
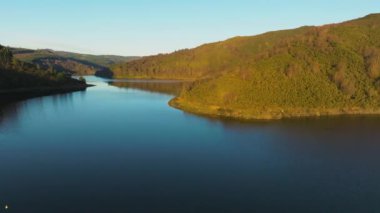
<box><xmin>12</xmin><ymin>48</ymin><xmax>139</xmax><ymax>76</ymax></box>
<box><xmin>113</xmin><ymin>14</ymin><xmax>380</xmax><ymax>119</ymax></box>
<box><xmin>1</xmin><ymin>45</ymin><xmax>88</xmax><ymax>99</ymax></box>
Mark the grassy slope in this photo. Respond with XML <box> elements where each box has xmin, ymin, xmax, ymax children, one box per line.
<box><xmin>113</xmin><ymin>14</ymin><xmax>380</xmax><ymax>119</ymax></box>
<box><xmin>12</xmin><ymin>48</ymin><xmax>139</xmax><ymax>76</ymax></box>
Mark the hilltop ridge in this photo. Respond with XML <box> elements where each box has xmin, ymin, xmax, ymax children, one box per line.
<box><xmin>11</xmin><ymin>48</ymin><xmax>139</xmax><ymax>77</ymax></box>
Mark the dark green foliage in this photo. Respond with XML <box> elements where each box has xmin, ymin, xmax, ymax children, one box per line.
<box><xmin>95</xmin><ymin>68</ymin><xmax>114</xmax><ymax>78</ymax></box>
<box><xmin>78</xmin><ymin>76</ymin><xmax>86</xmax><ymax>83</ymax></box>
<box><xmin>0</xmin><ymin>45</ymin><xmax>85</xmax><ymax>90</ymax></box>
<box><xmin>0</xmin><ymin>46</ymin><xmax>13</xmax><ymax>69</ymax></box>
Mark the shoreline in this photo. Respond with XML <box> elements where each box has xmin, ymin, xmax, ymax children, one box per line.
<box><xmin>100</xmin><ymin>74</ymin><xmax>197</xmax><ymax>82</ymax></box>
<box><xmin>0</xmin><ymin>84</ymin><xmax>93</xmax><ymax>102</ymax></box>
<box><xmin>96</xmin><ymin>75</ymin><xmax>380</xmax><ymax>121</ymax></box>
<box><xmin>169</xmin><ymin>97</ymin><xmax>380</xmax><ymax>121</ymax></box>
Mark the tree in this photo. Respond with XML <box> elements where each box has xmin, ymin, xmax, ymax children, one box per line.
<box><xmin>56</xmin><ymin>72</ymin><xmax>67</xmax><ymax>81</ymax></box>
<box><xmin>79</xmin><ymin>76</ymin><xmax>86</xmax><ymax>83</ymax></box>
<box><xmin>364</xmin><ymin>48</ymin><xmax>380</xmax><ymax>79</ymax></box>
<box><xmin>0</xmin><ymin>45</ymin><xmax>13</xmax><ymax>69</ymax></box>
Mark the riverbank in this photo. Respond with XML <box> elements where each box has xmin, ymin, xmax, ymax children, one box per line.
<box><xmin>0</xmin><ymin>84</ymin><xmax>92</xmax><ymax>102</ymax></box>
<box><xmin>169</xmin><ymin>97</ymin><xmax>380</xmax><ymax>120</ymax></box>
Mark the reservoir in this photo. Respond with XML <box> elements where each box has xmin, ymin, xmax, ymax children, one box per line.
<box><xmin>0</xmin><ymin>76</ymin><xmax>379</xmax><ymax>213</ymax></box>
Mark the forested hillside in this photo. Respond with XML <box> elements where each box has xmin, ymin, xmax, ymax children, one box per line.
<box><xmin>1</xmin><ymin>45</ymin><xmax>86</xmax><ymax>93</ymax></box>
<box><xmin>113</xmin><ymin>14</ymin><xmax>380</xmax><ymax>119</ymax></box>
<box><xmin>12</xmin><ymin>48</ymin><xmax>139</xmax><ymax>76</ymax></box>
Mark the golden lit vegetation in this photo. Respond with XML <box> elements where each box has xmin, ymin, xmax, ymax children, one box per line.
<box><xmin>117</xmin><ymin>14</ymin><xmax>380</xmax><ymax>119</ymax></box>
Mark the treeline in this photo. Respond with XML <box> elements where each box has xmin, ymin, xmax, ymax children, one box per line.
<box><xmin>0</xmin><ymin>45</ymin><xmax>85</xmax><ymax>90</ymax></box>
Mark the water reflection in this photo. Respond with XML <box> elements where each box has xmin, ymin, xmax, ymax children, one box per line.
<box><xmin>1</xmin><ymin>76</ymin><xmax>380</xmax><ymax>212</ymax></box>
<box><xmin>0</xmin><ymin>102</ymin><xmax>22</xmax><ymax>131</ymax></box>
<box><xmin>110</xmin><ymin>80</ymin><xmax>188</xmax><ymax>96</ymax></box>
<box><xmin>0</xmin><ymin>92</ymin><xmax>77</xmax><ymax>131</ymax></box>
<box><xmin>0</xmin><ymin>77</ymin><xmax>186</xmax><ymax>131</ymax></box>
<box><xmin>181</xmin><ymin>107</ymin><xmax>380</xmax><ymax>133</ymax></box>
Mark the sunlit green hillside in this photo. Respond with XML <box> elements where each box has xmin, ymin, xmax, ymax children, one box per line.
<box><xmin>113</xmin><ymin>14</ymin><xmax>380</xmax><ymax>119</ymax></box>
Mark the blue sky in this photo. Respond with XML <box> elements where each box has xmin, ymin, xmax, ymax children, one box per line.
<box><xmin>0</xmin><ymin>0</ymin><xmax>379</xmax><ymax>56</ymax></box>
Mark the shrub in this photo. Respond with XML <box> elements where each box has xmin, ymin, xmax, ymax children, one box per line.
<box><xmin>79</xmin><ymin>76</ymin><xmax>86</xmax><ymax>83</ymax></box>
<box><xmin>56</xmin><ymin>72</ymin><xmax>66</xmax><ymax>81</ymax></box>
<box><xmin>364</xmin><ymin>48</ymin><xmax>380</xmax><ymax>79</ymax></box>
<box><xmin>375</xmin><ymin>80</ymin><xmax>380</xmax><ymax>92</ymax></box>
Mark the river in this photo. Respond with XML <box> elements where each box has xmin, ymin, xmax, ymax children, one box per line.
<box><xmin>0</xmin><ymin>76</ymin><xmax>379</xmax><ymax>213</ymax></box>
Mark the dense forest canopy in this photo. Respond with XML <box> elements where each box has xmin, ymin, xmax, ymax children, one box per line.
<box><xmin>111</xmin><ymin>14</ymin><xmax>380</xmax><ymax>119</ymax></box>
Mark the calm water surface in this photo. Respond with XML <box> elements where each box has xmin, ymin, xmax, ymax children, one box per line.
<box><xmin>0</xmin><ymin>76</ymin><xmax>380</xmax><ymax>213</ymax></box>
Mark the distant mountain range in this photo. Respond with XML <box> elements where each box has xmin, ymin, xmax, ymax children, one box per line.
<box><xmin>11</xmin><ymin>48</ymin><xmax>140</xmax><ymax>77</ymax></box>
<box><xmin>110</xmin><ymin>14</ymin><xmax>380</xmax><ymax>119</ymax></box>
